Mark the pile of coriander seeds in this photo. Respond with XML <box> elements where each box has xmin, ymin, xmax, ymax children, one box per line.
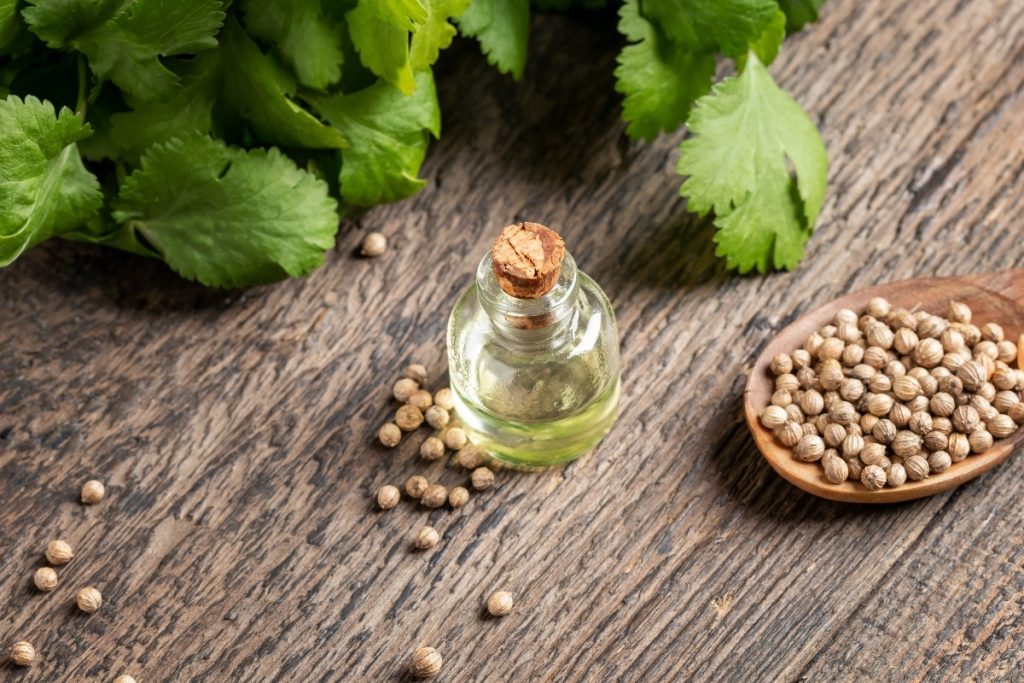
<box><xmin>761</xmin><ymin>298</ymin><xmax>1024</xmax><ymax>490</ymax></box>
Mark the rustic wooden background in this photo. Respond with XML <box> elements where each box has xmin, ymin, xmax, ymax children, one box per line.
<box><xmin>3</xmin><ymin>0</ymin><xmax>1024</xmax><ymax>680</ymax></box>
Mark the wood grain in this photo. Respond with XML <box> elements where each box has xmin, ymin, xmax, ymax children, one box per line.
<box><xmin>3</xmin><ymin>0</ymin><xmax>1024</xmax><ymax>680</ymax></box>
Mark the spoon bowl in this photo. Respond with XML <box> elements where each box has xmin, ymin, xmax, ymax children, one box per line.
<box><xmin>744</xmin><ymin>269</ymin><xmax>1024</xmax><ymax>503</ymax></box>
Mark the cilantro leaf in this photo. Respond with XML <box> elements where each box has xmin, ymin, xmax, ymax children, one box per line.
<box><xmin>241</xmin><ymin>0</ymin><xmax>344</xmax><ymax>90</ymax></box>
<box><xmin>0</xmin><ymin>0</ymin><xmax>30</xmax><ymax>55</ymax></box>
<box><xmin>739</xmin><ymin>8</ymin><xmax>786</xmax><ymax>67</ymax></box>
<box><xmin>457</xmin><ymin>0</ymin><xmax>529</xmax><ymax>79</ymax></box>
<box><xmin>615</xmin><ymin>0</ymin><xmax>714</xmax><ymax>141</ymax></box>
<box><xmin>678</xmin><ymin>52</ymin><xmax>827</xmax><ymax>273</ymax></box>
<box><xmin>347</xmin><ymin>0</ymin><xmax>417</xmax><ymax>94</ymax></box>
<box><xmin>0</xmin><ymin>95</ymin><xmax>102</xmax><ymax>266</ymax></box>
<box><xmin>776</xmin><ymin>0</ymin><xmax>824</xmax><ymax>33</ymax></box>
<box><xmin>307</xmin><ymin>70</ymin><xmax>440</xmax><ymax>207</ymax></box>
<box><xmin>112</xmin><ymin>134</ymin><xmax>339</xmax><ymax>287</ymax></box>
<box><xmin>361</xmin><ymin>0</ymin><xmax>428</xmax><ymax>31</ymax></box>
<box><xmin>220</xmin><ymin>19</ymin><xmax>348</xmax><ymax>149</ymax></box>
<box><xmin>640</xmin><ymin>0</ymin><xmax>780</xmax><ymax>57</ymax></box>
<box><xmin>23</xmin><ymin>0</ymin><xmax>225</xmax><ymax>102</ymax></box>
<box><xmin>410</xmin><ymin>0</ymin><xmax>472</xmax><ymax>70</ymax></box>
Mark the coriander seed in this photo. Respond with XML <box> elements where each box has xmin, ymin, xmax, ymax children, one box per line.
<box><xmin>425</xmin><ymin>405</ymin><xmax>450</xmax><ymax>430</ymax></box>
<box><xmin>905</xmin><ymin>455</ymin><xmax>930</xmax><ymax>480</ymax></box>
<box><xmin>928</xmin><ymin>450</ymin><xmax>952</xmax><ymax>473</ymax></box>
<box><xmin>799</xmin><ymin>390</ymin><xmax>824</xmax><ymax>416</ymax></box>
<box><xmin>487</xmin><ymin>591</ymin><xmax>514</xmax><ymax>617</ymax></box>
<box><xmin>404</xmin><ymin>363</ymin><xmax>429</xmax><ymax>384</ymax></box>
<box><xmin>45</xmin><ymin>539</ymin><xmax>73</xmax><ymax>565</ymax></box>
<box><xmin>377</xmin><ymin>485</ymin><xmax>401</xmax><ymax>510</ymax></box>
<box><xmin>891</xmin><ymin>431</ymin><xmax>923</xmax><ymax>458</ymax></box>
<box><xmin>415</xmin><ymin>526</ymin><xmax>440</xmax><ymax>549</ymax></box>
<box><xmin>776</xmin><ymin>421</ymin><xmax>803</xmax><ymax>448</ymax></box>
<box><xmin>33</xmin><ymin>567</ymin><xmax>58</xmax><ymax>592</ymax></box>
<box><xmin>948</xmin><ymin>433</ymin><xmax>970</xmax><ymax>462</ymax></box>
<box><xmin>360</xmin><ymin>231</ymin><xmax>388</xmax><ymax>257</ymax></box>
<box><xmin>860</xmin><ymin>465</ymin><xmax>886</xmax><ymax>491</ymax></box>
<box><xmin>948</xmin><ymin>301</ymin><xmax>972</xmax><ymax>323</ymax></box>
<box><xmin>923</xmin><ymin>430</ymin><xmax>948</xmax><ymax>452</ymax></box>
<box><xmin>761</xmin><ymin>406</ymin><xmax>788</xmax><ymax>430</ymax></box>
<box><xmin>969</xmin><ymin>429</ymin><xmax>994</xmax><ymax>453</ymax></box>
<box><xmin>842</xmin><ymin>433</ymin><xmax>864</xmax><ymax>458</ymax></box>
<box><xmin>866</xmin><ymin>297</ymin><xmax>891</xmax><ymax>319</ymax></box>
<box><xmin>393</xmin><ymin>378</ymin><xmax>420</xmax><ymax>402</ymax></box>
<box><xmin>10</xmin><ymin>641</ymin><xmax>34</xmax><ymax>667</ymax></box>
<box><xmin>823</xmin><ymin>423</ymin><xmax>847</xmax><ymax>448</ymax></box>
<box><xmin>771</xmin><ymin>389</ymin><xmax>793</xmax><ymax>407</ymax></box>
<box><xmin>871</xmin><ymin>419</ymin><xmax>896</xmax><ymax>445</ymax></box>
<box><xmin>421</xmin><ymin>484</ymin><xmax>448</xmax><ymax>508</ymax></box>
<box><xmin>866</xmin><ymin>393</ymin><xmax>894</xmax><ymax>417</ymax></box>
<box><xmin>420</xmin><ymin>437</ymin><xmax>445</xmax><ymax>461</ymax></box>
<box><xmin>785</xmin><ymin>404</ymin><xmax>805</xmax><ymax>424</ymax></box>
<box><xmin>114</xmin><ymin>676</ymin><xmax>138</xmax><ymax>683</ymax></box>
<box><xmin>981</xmin><ymin>322</ymin><xmax>1004</xmax><ymax>342</ymax></box>
<box><xmin>822</xmin><ymin>454</ymin><xmax>849</xmax><ymax>484</ymax></box>
<box><xmin>77</xmin><ymin>586</ymin><xmax>102</xmax><ymax>613</ymax></box>
<box><xmin>443</xmin><ymin>427</ymin><xmax>468</xmax><ymax>450</ymax></box>
<box><xmin>1009</xmin><ymin>402</ymin><xmax>1024</xmax><ymax>425</ymax></box>
<box><xmin>433</xmin><ymin>388</ymin><xmax>455</xmax><ymax>412</ymax></box>
<box><xmin>80</xmin><ymin>479</ymin><xmax>105</xmax><ymax>505</ymax></box>
<box><xmin>378</xmin><ymin>423</ymin><xmax>402</xmax><ymax>447</ymax></box>
<box><xmin>957</xmin><ymin>360</ymin><xmax>987</xmax><ymax>392</ymax></box>
<box><xmin>405</xmin><ymin>475</ymin><xmax>429</xmax><ymax>499</ymax></box>
<box><xmin>929</xmin><ymin>392</ymin><xmax>955</xmax><ymax>417</ymax></box>
<box><xmin>410</xmin><ymin>647</ymin><xmax>443</xmax><ymax>678</ymax></box>
<box><xmin>793</xmin><ymin>435</ymin><xmax>825</xmax><ymax>462</ymax></box>
<box><xmin>887</xmin><ymin>463</ymin><xmax>907</xmax><ymax>487</ymax></box>
<box><xmin>776</xmin><ymin>373</ymin><xmax>800</xmax><ymax>393</ymax></box>
<box><xmin>860</xmin><ymin>442</ymin><xmax>888</xmax><ymax>466</ymax></box>
<box><xmin>996</xmin><ymin>340</ymin><xmax>1017</xmax><ymax>363</ymax></box>
<box><xmin>449</xmin><ymin>486</ymin><xmax>470</xmax><ymax>508</ymax></box>
<box><xmin>951</xmin><ymin>405</ymin><xmax>980</xmax><ymax>433</ymax></box>
<box><xmin>457</xmin><ymin>446</ymin><xmax>485</xmax><ymax>470</ymax></box>
<box><xmin>408</xmin><ymin>390</ymin><xmax>433</xmax><ymax>411</ymax></box>
<box><xmin>470</xmin><ymin>467</ymin><xmax>495</xmax><ymax>491</ymax></box>
<box><xmin>396</xmin><ymin>405</ymin><xmax>424</xmax><ymax>431</ymax></box>
<box><xmin>791</xmin><ymin>349</ymin><xmax>812</xmax><ymax>369</ymax></box>
<box><xmin>769</xmin><ymin>353</ymin><xmax>793</xmax><ymax>376</ymax></box>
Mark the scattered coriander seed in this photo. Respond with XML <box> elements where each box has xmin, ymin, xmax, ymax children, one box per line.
<box><xmin>860</xmin><ymin>465</ymin><xmax>886</xmax><ymax>491</ymax></box>
<box><xmin>470</xmin><ymin>467</ymin><xmax>495</xmax><ymax>491</ymax></box>
<box><xmin>443</xmin><ymin>427</ymin><xmax>468</xmax><ymax>451</ymax></box>
<box><xmin>45</xmin><ymin>539</ymin><xmax>73</xmax><ymax>565</ymax></box>
<box><xmin>405</xmin><ymin>475</ymin><xmax>429</xmax><ymax>499</ymax></box>
<box><xmin>396</xmin><ymin>405</ymin><xmax>424</xmax><ymax>431</ymax></box>
<box><xmin>415</xmin><ymin>526</ymin><xmax>440</xmax><ymax>549</ymax></box>
<box><xmin>360</xmin><ymin>231</ymin><xmax>387</xmax><ymax>257</ymax></box>
<box><xmin>378</xmin><ymin>423</ymin><xmax>402</xmax><ymax>448</ymax></box>
<box><xmin>33</xmin><ymin>566</ymin><xmax>58</xmax><ymax>592</ymax></box>
<box><xmin>404</xmin><ymin>363</ymin><xmax>429</xmax><ymax>384</ymax></box>
<box><xmin>486</xmin><ymin>591</ymin><xmax>514</xmax><ymax>616</ymax></box>
<box><xmin>410</xmin><ymin>647</ymin><xmax>443</xmax><ymax>678</ymax></box>
<box><xmin>77</xmin><ymin>586</ymin><xmax>102</xmax><ymax>613</ymax></box>
<box><xmin>80</xmin><ymin>479</ymin><xmax>105</xmax><ymax>505</ymax></box>
<box><xmin>9</xmin><ymin>641</ymin><xmax>34</xmax><ymax>667</ymax></box>
<box><xmin>421</xmin><ymin>484</ymin><xmax>448</xmax><ymax>508</ymax></box>
<box><xmin>393</xmin><ymin>378</ymin><xmax>420</xmax><ymax>402</ymax></box>
<box><xmin>377</xmin><ymin>485</ymin><xmax>401</xmax><ymax>510</ymax></box>
<box><xmin>457</xmin><ymin>446</ymin><xmax>485</xmax><ymax>470</ymax></box>
<box><xmin>449</xmin><ymin>486</ymin><xmax>470</xmax><ymax>508</ymax></box>
<box><xmin>433</xmin><ymin>388</ymin><xmax>455</xmax><ymax>412</ymax></box>
<box><xmin>114</xmin><ymin>676</ymin><xmax>138</xmax><ymax>683</ymax></box>
<box><xmin>420</xmin><ymin>437</ymin><xmax>446</xmax><ymax>461</ymax></box>
<box><xmin>425</xmin><ymin>405</ymin><xmax>450</xmax><ymax>430</ymax></box>
<box><xmin>408</xmin><ymin>390</ymin><xmax>433</xmax><ymax>411</ymax></box>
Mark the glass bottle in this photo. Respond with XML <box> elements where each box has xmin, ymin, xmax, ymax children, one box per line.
<box><xmin>447</xmin><ymin>223</ymin><xmax>621</xmax><ymax>467</ymax></box>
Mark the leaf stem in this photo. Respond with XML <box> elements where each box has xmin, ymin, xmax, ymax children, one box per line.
<box><xmin>75</xmin><ymin>55</ymin><xmax>87</xmax><ymax>116</ymax></box>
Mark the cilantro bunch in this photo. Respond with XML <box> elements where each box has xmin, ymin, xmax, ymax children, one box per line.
<box><xmin>0</xmin><ymin>0</ymin><xmax>826</xmax><ymax>288</ymax></box>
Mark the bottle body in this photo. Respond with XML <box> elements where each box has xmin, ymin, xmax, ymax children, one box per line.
<box><xmin>447</xmin><ymin>253</ymin><xmax>620</xmax><ymax>467</ymax></box>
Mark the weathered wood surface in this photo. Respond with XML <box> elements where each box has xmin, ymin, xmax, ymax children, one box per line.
<box><xmin>3</xmin><ymin>0</ymin><xmax>1024</xmax><ymax>680</ymax></box>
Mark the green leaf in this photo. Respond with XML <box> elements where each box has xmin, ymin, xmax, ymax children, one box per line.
<box><xmin>410</xmin><ymin>0</ymin><xmax>472</xmax><ymax>70</ymax></box>
<box><xmin>241</xmin><ymin>0</ymin><xmax>345</xmax><ymax>90</ymax></box>
<box><xmin>220</xmin><ymin>18</ymin><xmax>348</xmax><ymax>149</ymax></box>
<box><xmin>347</xmin><ymin>0</ymin><xmax>416</xmax><ymax>94</ymax></box>
<box><xmin>776</xmin><ymin>0</ymin><xmax>824</xmax><ymax>33</ymax></box>
<box><xmin>738</xmin><ymin>7</ymin><xmax>785</xmax><ymax>67</ymax></box>
<box><xmin>457</xmin><ymin>0</ymin><xmax>528</xmax><ymax>79</ymax></box>
<box><xmin>361</xmin><ymin>0</ymin><xmax>428</xmax><ymax>31</ymax></box>
<box><xmin>307</xmin><ymin>70</ymin><xmax>440</xmax><ymax>207</ymax></box>
<box><xmin>0</xmin><ymin>95</ymin><xmax>102</xmax><ymax>266</ymax></box>
<box><xmin>112</xmin><ymin>134</ymin><xmax>339</xmax><ymax>287</ymax></box>
<box><xmin>23</xmin><ymin>0</ymin><xmax>226</xmax><ymax>102</ymax></box>
<box><xmin>0</xmin><ymin>0</ymin><xmax>31</xmax><ymax>55</ymax></box>
<box><xmin>108</xmin><ymin>53</ymin><xmax>217</xmax><ymax>162</ymax></box>
<box><xmin>615</xmin><ymin>0</ymin><xmax>714</xmax><ymax>141</ymax></box>
<box><xmin>640</xmin><ymin>0</ymin><xmax>780</xmax><ymax>57</ymax></box>
<box><xmin>677</xmin><ymin>52</ymin><xmax>828</xmax><ymax>273</ymax></box>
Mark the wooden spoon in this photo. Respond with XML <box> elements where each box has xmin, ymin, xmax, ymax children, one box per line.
<box><xmin>744</xmin><ymin>269</ymin><xmax>1024</xmax><ymax>503</ymax></box>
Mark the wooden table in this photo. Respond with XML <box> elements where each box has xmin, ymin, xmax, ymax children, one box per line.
<box><xmin>4</xmin><ymin>1</ymin><xmax>1024</xmax><ymax>680</ymax></box>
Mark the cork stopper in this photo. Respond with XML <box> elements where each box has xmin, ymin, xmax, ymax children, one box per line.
<box><xmin>491</xmin><ymin>222</ymin><xmax>566</xmax><ymax>299</ymax></box>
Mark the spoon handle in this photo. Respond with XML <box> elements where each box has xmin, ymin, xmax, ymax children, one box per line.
<box><xmin>964</xmin><ymin>269</ymin><xmax>1024</xmax><ymax>307</ymax></box>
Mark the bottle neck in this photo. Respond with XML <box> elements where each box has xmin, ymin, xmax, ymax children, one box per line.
<box><xmin>477</xmin><ymin>252</ymin><xmax>580</xmax><ymax>340</ymax></box>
